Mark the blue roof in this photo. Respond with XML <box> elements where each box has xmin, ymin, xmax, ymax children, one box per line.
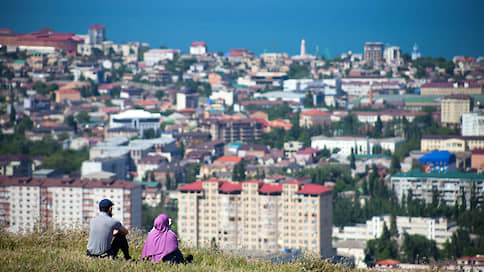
<box><xmin>206</xmin><ymin>97</ymin><xmax>214</xmax><ymax>105</ymax></box>
<box><xmin>418</xmin><ymin>151</ymin><xmax>454</xmax><ymax>165</ymax></box>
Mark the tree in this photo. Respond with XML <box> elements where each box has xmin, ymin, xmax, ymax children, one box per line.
<box><xmin>155</xmin><ymin>90</ymin><xmax>164</xmax><ymax>100</ymax></box>
<box><xmin>75</xmin><ymin>111</ymin><xmax>90</xmax><ymax>124</ymax></box>
<box><xmin>304</xmin><ymin>92</ymin><xmax>313</xmax><ymax>108</ymax></box>
<box><xmin>389</xmin><ymin>154</ymin><xmax>401</xmax><ymax>174</ymax></box>
<box><xmin>16</xmin><ymin>116</ymin><xmax>33</xmax><ymax>134</ymax></box>
<box><xmin>287</xmin><ymin>63</ymin><xmax>310</xmax><ymax>79</ymax></box>
<box><xmin>349</xmin><ymin>151</ymin><xmax>356</xmax><ymax>170</ymax></box>
<box><xmin>186</xmin><ymin>163</ymin><xmax>200</xmax><ymax>183</ymax></box>
<box><xmin>232</xmin><ymin>161</ymin><xmax>246</xmax><ymax>181</ymax></box>
<box><xmin>373</xmin><ymin>116</ymin><xmax>383</xmax><ymax>138</ymax></box>
<box><xmin>401</xmin><ymin>233</ymin><xmax>439</xmax><ymax>263</ymax></box>
<box><xmin>143</xmin><ymin>128</ymin><xmax>156</xmax><ymax>139</ymax></box>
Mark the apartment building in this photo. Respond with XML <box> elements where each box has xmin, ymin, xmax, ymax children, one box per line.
<box><xmin>461</xmin><ymin>112</ymin><xmax>484</xmax><ymax>136</ymax></box>
<box><xmin>200</xmin><ymin>118</ymin><xmax>263</xmax><ymax>143</ymax></box>
<box><xmin>441</xmin><ymin>94</ymin><xmax>472</xmax><ymax>127</ymax></box>
<box><xmin>390</xmin><ymin>170</ymin><xmax>484</xmax><ymax>207</ymax></box>
<box><xmin>333</xmin><ymin>215</ymin><xmax>456</xmax><ymax>247</ymax></box>
<box><xmin>311</xmin><ymin>136</ymin><xmax>405</xmax><ymax>156</ymax></box>
<box><xmin>364</xmin><ymin>42</ymin><xmax>383</xmax><ymax>63</ymax></box>
<box><xmin>299</xmin><ymin>109</ymin><xmax>331</xmax><ymax>128</ymax></box>
<box><xmin>420</xmin><ymin>135</ymin><xmax>484</xmax><ymax>152</ymax></box>
<box><xmin>420</xmin><ymin>81</ymin><xmax>483</xmax><ymax>96</ymax></box>
<box><xmin>177</xmin><ymin>178</ymin><xmax>334</xmax><ymax>257</ymax></box>
<box><xmin>0</xmin><ymin>176</ymin><xmax>142</xmax><ymax>233</ymax></box>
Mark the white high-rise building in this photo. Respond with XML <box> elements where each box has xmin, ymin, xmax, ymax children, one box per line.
<box><xmin>0</xmin><ymin>176</ymin><xmax>142</xmax><ymax>233</ymax></box>
<box><xmin>384</xmin><ymin>46</ymin><xmax>401</xmax><ymax>66</ymax></box>
<box><xmin>462</xmin><ymin>113</ymin><xmax>484</xmax><ymax>136</ymax></box>
<box><xmin>300</xmin><ymin>39</ymin><xmax>306</xmax><ymax>56</ymax></box>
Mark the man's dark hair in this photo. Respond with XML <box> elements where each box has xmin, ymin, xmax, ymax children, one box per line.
<box><xmin>99</xmin><ymin>199</ymin><xmax>114</xmax><ymax>212</ymax></box>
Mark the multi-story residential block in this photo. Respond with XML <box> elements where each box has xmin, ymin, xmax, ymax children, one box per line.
<box><xmin>364</xmin><ymin>42</ymin><xmax>383</xmax><ymax>63</ymax></box>
<box><xmin>176</xmin><ymin>89</ymin><xmax>199</xmax><ymax>111</ymax></box>
<box><xmin>0</xmin><ymin>176</ymin><xmax>142</xmax><ymax>233</ymax></box>
<box><xmin>177</xmin><ymin>178</ymin><xmax>334</xmax><ymax>257</ymax></box>
<box><xmin>311</xmin><ymin>136</ymin><xmax>405</xmax><ymax>156</ymax></box>
<box><xmin>333</xmin><ymin>215</ymin><xmax>456</xmax><ymax>247</ymax></box>
<box><xmin>284</xmin><ymin>141</ymin><xmax>304</xmax><ymax>158</ymax></box>
<box><xmin>200</xmin><ymin>118</ymin><xmax>263</xmax><ymax>143</ymax></box>
<box><xmin>461</xmin><ymin>112</ymin><xmax>484</xmax><ymax>136</ymax></box>
<box><xmin>383</xmin><ymin>46</ymin><xmax>401</xmax><ymax>66</ymax></box>
<box><xmin>109</xmin><ymin>109</ymin><xmax>161</xmax><ymax>138</ymax></box>
<box><xmin>88</xmin><ymin>24</ymin><xmax>105</xmax><ymax>45</ymax></box>
<box><xmin>420</xmin><ymin>135</ymin><xmax>484</xmax><ymax>152</ymax></box>
<box><xmin>441</xmin><ymin>94</ymin><xmax>472</xmax><ymax>127</ymax></box>
<box><xmin>390</xmin><ymin>170</ymin><xmax>484</xmax><ymax>207</ymax></box>
<box><xmin>420</xmin><ymin>81</ymin><xmax>483</xmax><ymax>96</ymax></box>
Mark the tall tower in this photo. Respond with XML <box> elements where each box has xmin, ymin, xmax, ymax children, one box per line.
<box><xmin>300</xmin><ymin>39</ymin><xmax>306</xmax><ymax>56</ymax></box>
<box><xmin>88</xmin><ymin>24</ymin><xmax>106</xmax><ymax>45</ymax></box>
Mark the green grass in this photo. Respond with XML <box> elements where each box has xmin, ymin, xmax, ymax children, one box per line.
<box><xmin>0</xmin><ymin>229</ymin><xmax>356</xmax><ymax>272</ymax></box>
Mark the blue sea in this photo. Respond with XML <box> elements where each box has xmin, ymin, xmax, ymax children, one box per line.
<box><xmin>1</xmin><ymin>0</ymin><xmax>483</xmax><ymax>58</ymax></box>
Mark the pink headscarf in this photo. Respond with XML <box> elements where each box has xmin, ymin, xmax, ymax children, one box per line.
<box><xmin>141</xmin><ymin>214</ymin><xmax>178</xmax><ymax>262</ymax></box>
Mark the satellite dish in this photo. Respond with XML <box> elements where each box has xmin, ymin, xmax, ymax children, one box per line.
<box><xmin>102</xmin><ymin>60</ymin><xmax>112</xmax><ymax>69</ymax></box>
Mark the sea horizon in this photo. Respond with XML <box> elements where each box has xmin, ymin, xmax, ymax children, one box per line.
<box><xmin>1</xmin><ymin>0</ymin><xmax>483</xmax><ymax>59</ymax></box>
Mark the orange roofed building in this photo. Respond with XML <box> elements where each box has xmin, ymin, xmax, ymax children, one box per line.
<box><xmin>55</xmin><ymin>89</ymin><xmax>81</xmax><ymax>103</ymax></box>
<box><xmin>177</xmin><ymin>178</ymin><xmax>334</xmax><ymax>257</ymax></box>
<box><xmin>299</xmin><ymin>109</ymin><xmax>331</xmax><ymax>128</ymax></box>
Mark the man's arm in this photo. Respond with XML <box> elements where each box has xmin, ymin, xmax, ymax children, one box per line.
<box><xmin>118</xmin><ymin>225</ymin><xmax>129</xmax><ymax>235</ymax></box>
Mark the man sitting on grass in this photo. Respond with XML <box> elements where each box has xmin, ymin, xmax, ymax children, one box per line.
<box><xmin>86</xmin><ymin>199</ymin><xmax>131</xmax><ymax>260</ymax></box>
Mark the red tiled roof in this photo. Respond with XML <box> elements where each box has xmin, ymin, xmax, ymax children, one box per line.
<box><xmin>259</xmin><ymin>183</ymin><xmax>283</xmax><ymax>193</ymax></box>
<box><xmin>296</xmin><ymin>184</ymin><xmax>332</xmax><ymax>195</ymax></box>
<box><xmin>178</xmin><ymin>180</ymin><xmax>203</xmax><ymax>191</ymax></box>
<box><xmin>220</xmin><ymin>182</ymin><xmax>242</xmax><ymax>192</ymax></box>
<box><xmin>376</xmin><ymin>259</ymin><xmax>400</xmax><ymax>265</ymax></box>
<box><xmin>191</xmin><ymin>41</ymin><xmax>206</xmax><ymax>47</ymax></box>
<box><xmin>301</xmin><ymin>109</ymin><xmax>330</xmax><ymax>116</ymax></box>
<box><xmin>214</xmin><ymin>156</ymin><xmax>242</xmax><ymax>164</ymax></box>
<box><xmin>89</xmin><ymin>24</ymin><xmax>105</xmax><ymax>30</ymax></box>
<box><xmin>472</xmin><ymin>149</ymin><xmax>484</xmax><ymax>155</ymax></box>
<box><xmin>137</xmin><ymin>100</ymin><xmax>158</xmax><ymax>106</ymax></box>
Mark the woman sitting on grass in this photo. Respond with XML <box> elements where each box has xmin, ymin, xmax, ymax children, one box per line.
<box><xmin>141</xmin><ymin>214</ymin><xmax>192</xmax><ymax>264</ymax></box>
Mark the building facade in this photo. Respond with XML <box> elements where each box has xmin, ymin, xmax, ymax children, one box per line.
<box><xmin>200</xmin><ymin>118</ymin><xmax>263</xmax><ymax>143</ymax></box>
<box><xmin>461</xmin><ymin>113</ymin><xmax>484</xmax><ymax>136</ymax></box>
<box><xmin>420</xmin><ymin>135</ymin><xmax>484</xmax><ymax>152</ymax></box>
<box><xmin>0</xmin><ymin>176</ymin><xmax>142</xmax><ymax>233</ymax></box>
<box><xmin>177</xmin><ymin>178</ymin><xmax>334</xmax><ymax>257</ymax></box>
<box><xmin>176</xmin><ymin>90</ymin><xmax>199</xmax><ymax>110</ymax></box>
<box><xmin>441</xmin><ymin>94</ymin><xmax>472</xmax><ymax>127</ymax></box>
<box><xmin>311</xmin><ymin>136</ymin><xmax>405</xmax><ymax>156</ymax></box>
<box><xmin>189</xmin><ymin>41</ymin><xmax>207</xmax><ymax>55</ymax></box>
<box><xmin>364</xmin><ymin>42</ymin><xmax>384</xmax><ymax>63</ymax></box>
<box><xmin>390</xmin><ymin>170</ymin><xmax>484</xmax><ymax>207</ymax></box>
<box><xmin>88</xmin><ymin>24</ymin><xmax>105</xmax><ymax>45</ymax></box>
<box><xmin>109</xmin><ymin>109</ymin><xmax>161</xmax><ymax>138</ymax></box>
<box><xmin>333</xmin><ymin>215</ymin><xmax>455</xmax><ymax>248</ymax></box>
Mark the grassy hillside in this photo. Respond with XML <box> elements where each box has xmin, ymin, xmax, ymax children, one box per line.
<box><xmin>0</xmin><ymin>229</ymin><xmax>355</xmax><ymax>272</ymax></box>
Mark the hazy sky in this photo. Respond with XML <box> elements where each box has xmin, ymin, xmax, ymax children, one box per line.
<box><xmin>2</xmin><ymin>0</ymin><xmax>483</xmax><ymax>58</ymax></box>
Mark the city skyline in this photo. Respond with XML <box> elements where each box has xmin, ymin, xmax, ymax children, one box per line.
<box><xmin>1</xmin><ymin>0</ymin><xmax>483</xmax><ymax>58</ymax></box>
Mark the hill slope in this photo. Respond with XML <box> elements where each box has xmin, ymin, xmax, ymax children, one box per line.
<box><xmin>0</xmin><ymin>229</ymin><xmax>354</xmax><ymax>272</ymax></box>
